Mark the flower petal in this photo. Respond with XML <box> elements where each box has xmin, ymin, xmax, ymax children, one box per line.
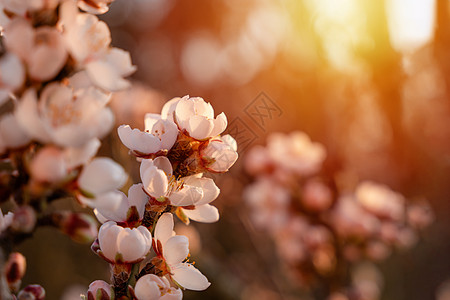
<box><xmin>118</xmin><ymin>125</ymin><xmax>162</xmax><ymax>154</ymax></box>
<box><xmin>209</xmin><ymin>112</ymin><xmax>227</xmax><ymax>137</ymax></box>
<box><xmin>140</xmin><ymin>161</ymin><xmax>168</xmax><ymax>198</ymax></box>
<box><xmin>98</xmin><ymin>221</ymin><xmax>120</xmax><ymax>261</ymax></box>
<box><xmin>154</xmin><ymin>213</ymin><xmax>174</xmax><ymax>246</ymax></box>
<box><xmin>164</xmin><ymin>235</ymin><xmax>189</xmax><ymax>265</ymax></box>
<box><xmin>183</xmin><ymin>177</ymin><xmax>219</xmax><ymax>206</ymax></box>
<box><xmin>94</xmin><ymin>191</ymin><xmax>128</xmax><ymax>222</ymax></box>
<box><xmin>127</xmin><ymin>183</ymin><xmax>149</xmax><ymax>219</ymax></box>
<box><xmin>186</xmin><ymin>115</ymin><xmax>213</xmax><ymax>140</ymax></box>
<box><xmin>169</xmin><ymin>185</ymin><xmax>203</xmax><ymax>207</ymax></box>
<box><xmin>171</xmin><ymin>263</ymin><xmax>210</xmax><ymax>291</ymax></box>
<box><xmin>183</xmin><ymin>204</ymin><xmax>219</xmax><ymax>223</ymax></box>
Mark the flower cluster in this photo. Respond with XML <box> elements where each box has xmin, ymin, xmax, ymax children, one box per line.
<box><xmin>244</xmin><ymin>131</ymin><xmax>433</xmax><ymax>298</ymax></box>
<box><xmin>0</xmin><ymin>0</ymin><xmax>136</xmax><ymax>298</ymax></box>
<box><xmin>87</xmin><ymin>96</ymin><xmax>238</xmax><ymax>299</ymax></box>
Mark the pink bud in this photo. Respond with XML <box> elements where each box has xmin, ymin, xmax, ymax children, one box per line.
<box><xmin>5</xmin><ymin>252</ymin><xmax>26</xmax><ymax>292</ymax></box>
<box><xmin>11</xmin><ymin>206</ymin><xmax>36</xmax><ymax>233</ymax></box>
<box><xmin>57</xmin><ymin>212</ymin><xmax>98</xmax><ymax>244</ymax></box>
<box><xmin>87</xmin><ymin>280</ymin><xmax>113</xmax><ymax>300</ymax></box>
<box><xmin>17</xmin><ymin>284</ymin><xmax>45</xmax><ymax>300</ymax></box>
<box><xmin>30</xmin><ymin>146</ymin><xmax>68</xmax><ymax>183</ymax></box>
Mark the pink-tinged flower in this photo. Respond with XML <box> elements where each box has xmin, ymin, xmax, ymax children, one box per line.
<box><xmin>5</xmin><ymin>17</ymin><xmax>67</xmax><ymax>81</ymax></box>
<box><xmin>77</xmin><ymin>157</ymin><xmax>127</xmax><ymax>206</ymax></box>
<box><xmin>63</xmin><ymin>138</ymin><xmax>101</xmax><ymax>170</ymax></box>
<box><xmin>78</xmin><ymin>0</ymin><xmax>113</xmax><ymax>14</ymax></box>
<box><xmin>98</xmin><ymin>221</ymin><xmax>151</xmax><ymax>263</ymax></box>
<box><xmin>61</xmin><ymin>4</ymin><xmax>135</xmax><ymax>91</ymax></box>
<box><xmin>17</xmin><ymin>284</ymin><xmax>45</xmax><ymax>300</ymax></box>
<box><xmin>87</xmin><ymin>280</ymin><xmax>114</xmax><ymax>300</ymax></box>
<box><xmin>267</xmin><ymin>131</ymin><xmax>326</xmax><ymax>176</ymax></box>
<box><xmin>330</xmin><ymin>196</ymin><xmax>380</xmax><ymax>239</ymax></box>
<box><xmin>0</xmin><ymin>113</ymin><xmax>30</xmax><ymax>149</ymax></box>
<box><xmin>118</xmin><ymin>114</ymin><xmax>178</xmax><ymax>156</ymax></box>
<box><xmin>94</xmin><ymin>184</ymin><xmax>149</xmax><ymax>223</ymax></box>
<box><xmin>11</xmin><ymin>205</ymin><xmax>36</xmax><ymax>233</ymax></box>
<box><xmin>0</xmin><ymin>208</ymin><xmax>14</xmax><ymax>233</ymax></box>
<box><xmin>30</xmin><ymin>146</ymin><xmax>68</xmax><ymax>183</ymax></box>
<box><xmin>140</xmin><ymin>157</ymin><xmax>220</xmax><ymax>212</ymax></box>
<box><xmin>0</xmin><ymin>53</ymin><xmax>25</xmax><ymax>106</ymax></box>
<box><xmin>355</xmin><ymin>181</ymin><xmax>405</xmax><ymax>221</ymax></box>
<box><xmin>162</xmin><ymin>96</ymin><xmax>227</xmax><ymax>140</ymax></box>
<box><xmin>1</xmin><ymin>0</ymin><xmax>59</xmax><ymax>16</ymax></box>
<box><xmin>5</xmin><ymin>252</ymin><xmax>26</xmax><ymax>292</ymax></box>
<box><xmin>244</xmin><ymin>145</ymin><xmax>271</xmax><ymax>175</ymax></box>
<box><xmin>134</xmin><ymin>274</ymin><xmax>182</xmax><ymax>300</ymax></box>
<box><xmin>301</xmin><ymin>179</ymin><xmax>333</xmax><ymax>212</ymax></box>
<box><xmin>407</xmin><ymin>201</ymin><xmax>434</xmax><ymax>229</ymax></box>
<box><xmin>201</xmin><ymin>134</ymin><xmax>238</xmax><ymax>173</ymax></box>
<box><xmin>140</xmin><ymin>157</ymin><xmax>201</xmax><ymax>205</ymax></box>
<box><xmin>176</xmin><ymin>174</ymin><xmax>220</xmax><ymax>224</ymax></box>
<box><xmin>15</xmin><ymin>84</ymin><xmax>113</xmax><ymax>148</ymax></box>
<box><xmin>243</xmin><ymin>178</ymin><xmax>290</xmax><ymax>233</ymax></box>
<box><xmin>57</xmin><ymin>212</ymin><xmax>98</xmax><ymax>244</ymax></box>
<box><xmin>153</xmin><ymin>213</ymin><xmax>210</xmax><ymax>290</ymax></box>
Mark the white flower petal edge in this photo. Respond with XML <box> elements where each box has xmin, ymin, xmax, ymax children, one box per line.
<box><xmin>78</xmin><ymin>157</ymin><xmax>127</xmax><ymax>199</ymax></box>
<box><xmin>170</xmin><ymin>264</ymin><xmax>211</xmax><ymax>291</ymax></box>
<box><xmin>170</xmin><ymin>96</ymin><xmax>227</xmax><ymax>140</ymax></box>
<box><xmin>154</xmin><ymin>213</ymin><xmax>210</xmax><ymax>291</ymax></box>
<box><xmin>182</xmin><ymin>204</ymin><xmax>220</xmax><ymax>223</ymax></box>
<box><xmin>98</xmin><ymin>221</ymin><xmax>151</xmax><ymax>263</ymax></box>
<box><xmin>134</xmin><ymin>274</ymin><xmax>182</xmax><ymax>300</ymax></box>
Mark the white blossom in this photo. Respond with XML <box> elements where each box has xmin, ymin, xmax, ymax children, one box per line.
<box><xmin>77</xmin><ymin>0</ymin><xmax>113</xmax><ymax>14</ymax></box>
<box><xmin>98</xmin><ymin>221</ymin><xmax>151</xmax><ymax>263</ymax></box>
<box><xmin>94</xmin><ymin>184</ymin><xmax>149</xmax><ymax>223</ymax></box>
<box><xmin>87</xmin><ymin>280</ymin><xmax>113</xmax><ymax>300</ymax></box>
<box><xmin>201</xmin><ymin>134</ymin><xmax>238</xmax><ymax>173</ymax></box>
<box><xmin>1</xmin><ymin>0</ymin><xmax>59</xmax><ymax>16</ymax></box>
<box><xmin>140</xmin><ymin>157</ymin><xmax>220</xmax><ymax>208</ymax></box>
<box><xmin>5</xmin><ymin>17</ymin><xmax>67</xmax><ymax>81</ymax></box>
<box><xmin>30</xmin><ymin>146</ymin><xmax>68</xmax><ymax>183</ymax></box>
<box><xmin>77</xmin><ymin>157</ymin><xmax>127</xmax><ymax>206</ymax></box>
<box><xmin>0</xmin><ymin>113</ymin><xmax>31</xmax><ymax>149</ymax></box>
<box><xmin>0</xmin><ymin>53</ymin><xmax>25</xmax><ymax>106</ymax></box>
<box><xmin>135</xmin><ymin>274</ymin><xmax>182</xmax><ymax>300</ymax></box>
<box><xmin>118</xmin><ymin>114</ymin><xmax>178</xmax><ymax>156</ymax></box>
<box><xmin>15</xmin><ymin>84</ymin><xmax>114</xmax><ymax>148</ymax></box>
<box><xmin>61</xmin><ymin>4</ymin><xmax>135</xmax><ymax>91</ymax></box>
<box><xmin>267</xmin><ymin>131</ymin><xmax>326</xmax><ymax>176</ymax></box>
<box><xmin>162</xmin><ymin>96</ymin><xmax>227</xmax><ymax>140</ymax></box>
<box><xmin>355</xmin><ymin>181</ymin><xmax>405</xmax><ymax>221</ymax></box>
<box><xmin>154</xmin><ymin>213</ymin><xmax>210</xmax><ymax>291</ymax></box>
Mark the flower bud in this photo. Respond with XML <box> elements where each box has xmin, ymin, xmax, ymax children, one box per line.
<box><xmin>87</xmin><ymin>280</ymin><xmax>114</xmax><ymax>300</ymax></box>
<box><xmin>17</xmin><ymin>284</ymin><xmax>45</xmax><ymax>300</ymax></box>
<box><xmin>78</xmin><ymin>157</ymin><xmax>127</xmax><ymax>198</ymax></box>
<box><xmin>11</xmin><ymin>206</ymin><xmax>36</xmax><ymax>233</ymax></box>
<box><xmin>135</xmin><ymin>274</ymin><xmax>182</xmax><ymax>300</ymax></box>
<box><xmin>97</xmin><ymin>221</ymin><xmax>151</xmax><ymax>263</ymax></box>
<box><xmin>30</xmin><ymin>146</ymin><xmax>68</xmax><ymax>183</ymax></box>
<box><xmin>5</xmin><ymin>252</ymin><xmax>26</xmax><ymax>292</ymax></box>
<box><xmin>56</xmin><ymin>212</ymin><xmax>98</xmax><ymax>244</ymax></box>
<box><xmin>201</xmin><ymin>135</ymin><xmax>238</xmax><ymax>173</ymax></box>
